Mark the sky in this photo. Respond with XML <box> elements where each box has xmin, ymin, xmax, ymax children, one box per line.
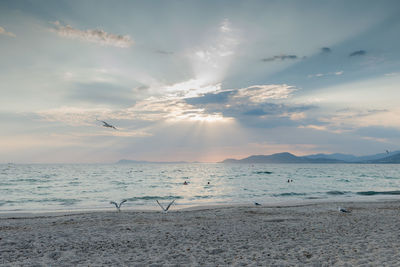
<box><xmin>1</xmin><ymin>0</ymin><xmax>400</xmax><ymax>163</ymax></box>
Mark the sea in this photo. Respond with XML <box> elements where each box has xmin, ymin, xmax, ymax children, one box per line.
<box><xmin>1</xmin><ymin>163</ymin><xmax>400</xmax><ymax>213</ymax></box>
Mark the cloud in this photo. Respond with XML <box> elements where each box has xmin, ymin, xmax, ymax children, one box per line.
<box><xmin>308</xmin><ymin>73</ymin><xmax>324</xmax><ymax>78</ymax></box>
<box><xmin>242</xmin><ymin>108</ymin><xmax>268</xmax><ymax>116</ymax></box>
<box><xmin>68</xmin><ymin>82</ymin><xmax>136</xmax><ymax>107</ymax></box>
<box><xmin>321</xmin><ymin>47</ymin><xmax>331</xmax><ymax>53</ymax></box>
<box><xmin>185</xmin><ymin>90</ymin><xmax>233</xmax><ymax>105</ymax></box>
<box><xmin>349</xmin><ymin>50</ymin><xmax>366</xmax><ymax>57</ymax></box>
<box><xmin>181</xmin><ymin>83</ymin><xmax>313</xmax><ymax>128</ymax></box>
<box><xmin>384</xmin><ymin>72</ymin><xmax>400</xmax><ymax>77</ymax></box>
<box><xmin>0</xmin><ymin>26</ymin><xmax>16</xmax><ymax>37</ymax></box>
<box><xmin>155</xmin><ymin>50</ymin><xmax>174</xmax><ymax>55</ymax></box>
<box><xmin>191</xmin><ymin>18</ymin><xmax>239</xmax><ymax>82</ymax></box>
<box><xmin>262</xmin><ymin>54</ymin><xmax>298</xmax><ymax>62</ymax></box>
<box><xmin>37</xmin><ymin>77</ymin><xmax>305</xmax><ymax>131</ymax></box>
<box><xmin>220</xmin><ymin>19</ymin><xmax>232</xmax><ymax>33</ymax></box>
<box><xmin>235</xmin><ymin>85</ymin><xmax>296</xmax><ymax>102</ymax></box>
<box><xmin>311</xmin><ymin>108</ymin><xmax>400</xmax><ymax>135</ymax></box>
<box><xmin>308</xmin><ymin>70</ymin><xmax>344</xmax><ymax>78</ymax></box>
<box><xmin>37</xmin><ymin>106</ymin><xmax>113</xmax><ymax>126</ymax></box>
<box><xmin>299</xmin><ymin>124</ymin><xmax>329</xmax><ymax>132</ymax></box>
<box><xmin>355</xmin><ymin>126</ymin><xmax>400</xmax><ymax>139</ymax></box>
<box><xmin>221</xmin><ymin>103</ymin><xmax>313</xmax><ymax>129</ymax></box>
<box><xmin>130</xmin><ymin>96</ymin><xmax>230</xmax><ymax>123</ymax></box>
<box><xmin>36</xmin><ymin>106</ymin><xmax>155</xmax><ymax>136</ymax></box>
<box><xmin>121</xmin><ymin>82</ymin><xmax>300</xmax><ymax>126</ymax></box>
<box><xmin>50</xmin><ymin>21</ymin><xmax>134</xmax><ymax>48</ymax></box>
<box><xmin>184</xmin><ymin>84</ymin><xmax>295</xmax><ymax>106</ymax></box>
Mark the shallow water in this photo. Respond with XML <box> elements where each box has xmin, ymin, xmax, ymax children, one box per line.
<box><xmin>1</xmin><ymin>163</ymin><xmax>400</xmax><ymax>212</ymax></box>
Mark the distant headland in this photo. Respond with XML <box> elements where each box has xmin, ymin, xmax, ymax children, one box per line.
<box><xmin>220</xmin><ymin>151</ymin><xmax>400</xmax><ymax>164</ymax></box>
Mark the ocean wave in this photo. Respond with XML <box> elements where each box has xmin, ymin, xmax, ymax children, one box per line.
<box><xmin>357</xmin><ymin>190</ymin><xmax>400</xmax><ymax>196</ymax></box>
<box><xmin>253</xmin><ymin>171</ymin><xmax>273</xmax><ymax>174</ymax></box>
<box><xmin>273</xmin><ymin>192</ymin><xmax>307</xmax><ymax>197</ymax></box>
<box><xmin>126</xmin><ymin>195</ymin><xmax>183</xmax><ymax>201</ymax></box>
<box><xmin>110</xmin><ymin>181</ymin><xmax>128</xmax><ymax>185</ymax></box>
<box><xmin>326</xmin><ymin>190</ymin><xmax>349</xmax><ymax>195</ymax></box>
<box><xmin>4</xmin><ymin>198</ymin><xmax>81</xmax><ymax>206</ymax></box>
<box><xmin>9</xmin><ymin>178</ymin><xmax>51</xmax><ymax>183</ymax></box>
<box><xmin>193</xmin><ymin>195</ymin><xmax>212</xmax><ymax>199</ymax></box>
<box><xmin>128</xmin><ymin>170</ymin><xmax>143</xmax><ymax>173</ymax></box>
<box><xmin>0</xmin><ymin>182</ymin><xmax>15</xmax><ymax>186</ymax></box>
<box><xmin>383</xmin><ymin>176</ymin><xmax>399</xmax><ymax>180</ymax></box>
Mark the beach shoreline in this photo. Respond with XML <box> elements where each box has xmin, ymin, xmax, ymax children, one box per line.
<box><xmin>1</xmin><ymin>199</ymin><xmax>400</xmax><ymax>266</ymax></box>
<box><xmin>1</xmin><ymin>195</ymin><xmax>399</xmax><ymax>217</ymax></box>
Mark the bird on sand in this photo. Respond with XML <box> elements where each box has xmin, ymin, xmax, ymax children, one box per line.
<box><xmin>110</xmin><ymin>199</ymin><xmax>127</xmax><ymax>212</ymax></box>
<box><xmin>338</xmin><ymin>206</ymin><xmax>350</xmax><ymax>213</ymax></box>
<box><xmin>156</xmin><ymin>199</ymin><xmax>175</xmax><ymax>213</ymax></box>
<box><xmin>97</xmin><ymin>119</ymin><xmax>117</xmax><ymax>130</ymax></box>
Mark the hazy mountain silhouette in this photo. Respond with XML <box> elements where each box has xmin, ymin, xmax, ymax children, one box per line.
<box><xmin>305</xmin><ymin>151</ymin><xmax>400</xmax><ymax>162</ymax></box>
<box><xmin>221</xmin><ymin>151</ymin><xmax>400</xmax><ymax>164</ymax></box>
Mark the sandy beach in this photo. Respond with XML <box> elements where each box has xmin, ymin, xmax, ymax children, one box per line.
<box><xmin>1</xmin><ymin>200</ymin><xmax>400</xmax><ymax>266</ymax></box>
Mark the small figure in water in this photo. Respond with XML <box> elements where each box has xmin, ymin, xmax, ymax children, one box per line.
<box><xmin>183</xmin><ymin>181</ymin><xmax>188</xmax><ymax>185</ymax></box>
<box><xmin>291</xmin><ymin>179</ymin><xmax>293</xmax><ymax>182</ymax></box>
<box><xmin>207</xmin><ymin>181</ymin><xmax>210</xmax><ymax>185</ymax></box>
<box><xmin>287</xmin><ymin>179</ymin><xmax>290</xmax><ymax>183</ymax></box>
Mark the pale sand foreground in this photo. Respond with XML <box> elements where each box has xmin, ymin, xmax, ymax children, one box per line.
<box><xmin>1</xmin><ymin>201</ymin><xmax>400</xmax><ymax>266</ymax></box>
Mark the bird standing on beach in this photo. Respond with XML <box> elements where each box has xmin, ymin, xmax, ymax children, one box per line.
<box><xmin>110</xmin><ymin>199</ymin><xmax>127</xmax><ymax>212</ymax></box>
<box><xmin>156</xmin><ymin>199</ymin><xmax>175</xmax><ymax>213</ymax></box>
<box><xmin>338</xmin><ymin>206</ymin><xmax>350</xmax><ymax>213</ymax></box>
<box><xmin>97</xmin><ymin>119</ymin><xmax>117</xmax><ymax>130</ymax></box>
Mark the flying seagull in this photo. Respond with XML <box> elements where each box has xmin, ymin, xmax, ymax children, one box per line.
<box><xmin>97</xmin><ymin>119</ymin><xmax>117</xmax><ymax>130</ymax></box>
<box><xmin>156</xmin><ymin>199</ymin><xmax>175</xmax><ymax>213</ymax></box>
<box><xmin>338</xmin><ymin>206</ymin><xmax>350</xmax><ymax>213</ymax></box>
<box><xmin>110</xmin><ymin>199</ymin><xmax>127</xmax><ymax>212</ymax></box>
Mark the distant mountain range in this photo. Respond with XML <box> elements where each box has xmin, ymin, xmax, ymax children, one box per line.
<box><xmin>117</xmin><ymin>151</ymin><xmax>400</xmax><ymax>164</ymax></box>
<box><xmin>221</xmin><ymin>151</ymin><xmax>400</xmax><ymax>164</ymax></box>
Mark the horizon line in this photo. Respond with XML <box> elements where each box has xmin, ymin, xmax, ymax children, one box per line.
<box><xmin>3</xmin><ymin>150</ymin><xmax>399</xmax><ymax>164</ymax></box>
